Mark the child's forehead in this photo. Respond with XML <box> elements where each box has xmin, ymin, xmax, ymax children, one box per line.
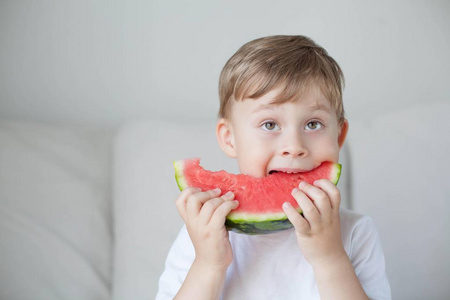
<box><xmin>224</xmin><ymin>78</ymin><xmax>343</xmax><ymax>122</ymax></box>
<box><xmin>248</xmin><ymin>85</ymin><xmax>333</xmax><ymax>111</ymax></box>
<box><xmin>229</xmin><ymin>87</ymin><xmax>334</xmax><ymax>119</ymax></box>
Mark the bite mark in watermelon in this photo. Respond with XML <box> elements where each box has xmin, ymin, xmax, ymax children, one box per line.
<box><xmin>174</xmin><ymin>158</ymin><xmax>341</xmax><ymax>235</ymax></box>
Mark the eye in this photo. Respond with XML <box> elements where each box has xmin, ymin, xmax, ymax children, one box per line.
<box><xmin>261</xmin><ymin>121</ymin><xmax>280</xmax><ymax>131</ymax></box>
<box><xmin>305</xmin><ymin>120</ymin><xmax>323</xmax><ymax>131</ymax></box>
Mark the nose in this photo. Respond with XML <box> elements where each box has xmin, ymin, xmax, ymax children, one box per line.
<box><xmin>280</xmin><ymin>131</ymin><xmax>308</xmax><ymax>157</ymax></box>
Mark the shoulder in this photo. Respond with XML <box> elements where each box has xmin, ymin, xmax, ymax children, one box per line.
<box><xmin>340</xmin><ymin>209</ymin><xmax>392</xmax><ymax>299</ymax></box>
<box><xmin>156</xmin><ymin>226</ymin><xmax>194</xmax><ymax>300</ymax></box>
<box><xmin>339</xmin><ymin>208</ymin><xmax>381</xmax><ymax>258</ymax></box>
<box><xmin>164</xmin><ymin>225</ymin><xmax>194</xmax><ymax>265</ymax></box>
<box><xmin>340</xmin><ymin>207</ymin><xmax>377</xmax><ymax>236</ymax></box>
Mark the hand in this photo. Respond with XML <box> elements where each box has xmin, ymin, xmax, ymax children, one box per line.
<box><xmin>282</xmin><ymin>179</ymin><xmax>346</xmax><ymax>267</ymax></box>
<box><xmin>176</xmin><ymin>187</ymin><xmax>239</xmax><ymax>271</ymax></box>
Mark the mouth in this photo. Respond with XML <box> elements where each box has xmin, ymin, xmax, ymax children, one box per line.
<box><xmin>268</xmin><ymin>168</ymin><xmax>309</xmax><ymax>175</ymax></box>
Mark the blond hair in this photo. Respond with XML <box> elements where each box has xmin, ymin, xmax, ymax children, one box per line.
<box><xmin>218</xmin><ymin>35</ymin><xmax>345</xmax><ymax>124</ymax></box>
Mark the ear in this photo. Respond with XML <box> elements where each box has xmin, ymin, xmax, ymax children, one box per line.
<box><xmin>216</xmin><ymin>118</ymin><xmax>237</xmax><ymax>158</ymax></box>
<box><xmin>338</xmin><ymin>118</ymin><xmax>349</xmax><ymax>149</ymax></box>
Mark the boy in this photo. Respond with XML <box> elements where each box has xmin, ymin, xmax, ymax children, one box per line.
<box><xmin>157</xmin><ymin>35</ymin><xmax>391</xmax><ymax>299</ymax></box>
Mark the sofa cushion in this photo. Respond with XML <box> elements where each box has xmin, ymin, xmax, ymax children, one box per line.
<box><xmin>0</xmin><ymin>120</ymin><xmax>113</xmax><ymax>300</ymax></box>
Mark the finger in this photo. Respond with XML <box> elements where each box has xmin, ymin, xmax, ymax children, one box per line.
<box><xmin>298</xmin><ymin>181</ymin><xmax>331</xmax><ymax>218</ymax></box>
<box><xmin>209</xmin><ymin>197</ymin><xmax>239</xmax><ymax>230</ymax></box>
<box><xmin>313</xmin><ymin>179</ymin><xmax>341</xmax><ymax>213</ymax></box>
<box><xmin>291</xmin><ymin>187</ymin><xmax>320</xmax><ymax>226</ymax></box>
<box><xmin>176</xmin><ymin>187</ymin><xmax>201</xmax><ymax>221</ymax></box>
<box><xmin>186</xmin><ymin>188</ymin><xmax>221</xmax><ymax>219</ymax></box>
<box><xmin>198</xmin><ymin>198</ymin><xmax>224</xmax><ymax>225</ymax></box>
<box><xmin>198</xmin><ymin>191</ymin><xmax>235</xmax><ymax>225</ymax></box>
<box><xmin>282</xmin><ymin>201</ymin><xmax>310</xmax><ymax>235</ymax></box>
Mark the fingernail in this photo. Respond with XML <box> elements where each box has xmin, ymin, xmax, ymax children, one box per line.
<box><xmin>212</xmin><ymin>188</ymin><xmax>221</xmax><ymax>193</ymax></box>
<box><xmin>224</xmin><ymin>191</ymin><xmax>234</xmax><ymax>198</ymax></box>
<box><xmin>291</xmin><ymin>188</ymin><xmax>299</xmax><ymax>195</ymax></box>
<box><xmin>283</xmin><ymin>202</ymin><xmax>292</xmax><ymax>209</ymax></box>
<box><xmin>299</xmin><ymin>181</ymin><xmax>307</xmax><ymax>188</ymax></box>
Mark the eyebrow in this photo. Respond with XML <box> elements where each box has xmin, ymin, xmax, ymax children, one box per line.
<box><xmin>252</xmin><ymin>101</ymin><xmax>332</xmax><ymax>114</ymax></box>
<box><xmin>251</xmin><ymin>103</ymin><xmax>277</xmax><ymax>114</ymax></box>
<box><xmin>307</xmin><ymin>102</ymin><xmax>332</xmax><ymax>112</ymax></box>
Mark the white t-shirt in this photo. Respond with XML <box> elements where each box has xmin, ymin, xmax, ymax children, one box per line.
<box><xmin>156</xmin><ymin>208</ymin><xmax>391</xmax><ymax>300</ymax></box>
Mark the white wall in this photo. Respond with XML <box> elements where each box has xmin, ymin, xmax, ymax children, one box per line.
<box><xmin>1</xmin><ymin>0</ymin><xmax>449</xmax><ymax>127</ymax></box>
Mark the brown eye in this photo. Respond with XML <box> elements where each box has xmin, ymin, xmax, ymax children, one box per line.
<box><xmin>305</xmin><ymin>121</ymin><xmax>323</xmax><ymax>131</ymax></box>
<box><xmin>262</xmin><ymin>121</ymin><xmax>279</xmax><ymax>131</ymax></box>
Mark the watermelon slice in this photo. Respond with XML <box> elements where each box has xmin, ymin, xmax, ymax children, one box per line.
<box><xmin>174</xmin><ymin>158</ymin><xmax>341</xmax><ymax>235</ymax></box>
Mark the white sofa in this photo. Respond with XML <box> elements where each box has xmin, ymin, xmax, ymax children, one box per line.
<box><xmin>1</xmin><ymin>102</ymin><xmax>449</xmax><ymax>299</ymax></box>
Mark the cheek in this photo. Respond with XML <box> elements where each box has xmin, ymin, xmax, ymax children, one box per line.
<box><xmin>237</xmin><ymin>134</ymin><xmax>267</xmax><ymax>161</ymax></box>
<box><xmin>312</xmin><ymin>138</ymin><xmax>340</xmax><ymax>161</ymax></box>
<box><xmin>234</xmin><ymin>131</ymin><xmax>274</xmax><ymax>176</ymax></box>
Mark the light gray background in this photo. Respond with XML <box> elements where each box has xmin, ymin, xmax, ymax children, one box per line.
<box><xmin>1</xmin><ymin>0</ymin><xmax>449</xmax><ymax>126</ymax></box>
<box><xmin>1</xmin><ymin>1</ymin><xmax>450</xmax><ymax>299</ymax></box>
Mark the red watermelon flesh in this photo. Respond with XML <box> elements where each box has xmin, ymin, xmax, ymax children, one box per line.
<box><xmin>174</xmin><ymin>158</ymin><xmax>341</xmax><ymax>235</ymax></box>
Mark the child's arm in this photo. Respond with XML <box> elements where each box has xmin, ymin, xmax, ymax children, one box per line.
<box><xmin>283</xmin><ymin>180</ymin><xmax>369</xmax><ymax>300</ymax></box>
<box><xmin>173</xmin><ymin>187</ymin><xmax>238</xmax><ymax>300</ymax></box>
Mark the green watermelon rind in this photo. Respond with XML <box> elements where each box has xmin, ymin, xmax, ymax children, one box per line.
<box><xmin>173</xmin><ymin>160</ymin><xmax>188</xmax><ymax>191</ymax></box>
<box><xmin>225</xmin><ymin>209</ymin><xmax>303</xmax><ymax>235</ymax></box>
<box><xmin>330</xmin><ymin>163</ymin><xmax>342</xmax><ymax>186</ymax></box>
<box><xmin>225</xmin><ymin>218</ymin><xmax>295</xmax><ymax>235</ymax></box>
<box><xmin>173</xmin><ymin>159</ymin><xmax>342</xmax><ymax>235</ymax></box>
